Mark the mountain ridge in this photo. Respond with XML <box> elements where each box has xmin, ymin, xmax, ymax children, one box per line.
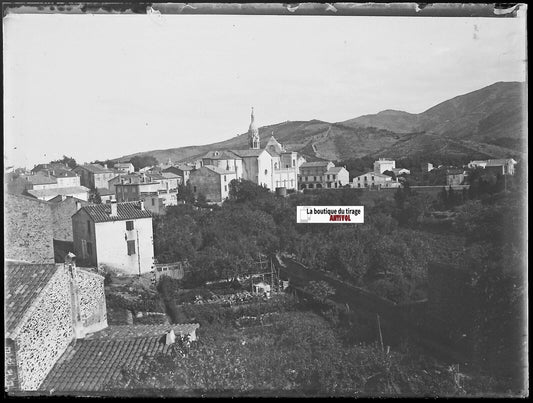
<box><xmin>115</xmin><ymin>81</ymin><xmax>525</xmax><ymax>164</ymax></box>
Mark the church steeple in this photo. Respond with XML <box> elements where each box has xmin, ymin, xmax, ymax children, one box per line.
<box><xmin>248</xmin><ymin>107</ymin><xmax>260</xmax><ymax>149</ymax></box>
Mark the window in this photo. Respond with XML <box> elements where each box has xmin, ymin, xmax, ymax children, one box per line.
<box><xmin>264</xmin><ymin>169</ymin><xmax>268</xmax><ymax>175</ymax></box>
<box><xmin>372</xmin><ymin>176</ymin><xmax>375</xmax><ymax>181</ymax></box>
<box><xmin>152</xmin><ymin>198</ymin><xmax>155</xmax><ymax>206</ymax></box>
<box><xmin>87</xmin><ymin>221</ymin><xmax>91</xmax><ymax>235</ymax></box>
<box><xmin>314</xmin><ymin>176</ymin><xmax>317</xmax><ymax>181</ymax></box>
<box><xmin>224</xmin><ymin>185</ymin><xmax>227</xmax><ymax>192</ymax></box>
<box><xmin>194</xmin><ymin>186</ymin><xmax>197</xmax><ymax>192</ymax></box>
<box><xmin>126</xmin><ymin>221</ymin><xmax>134</xmax><ymax>231</ymax></box>
<box><xmin>127</xmin><ymin>240</ymin><xmax>136</xmax><ymax>255</ymax></box>
<box><xmin>224</xmin><ymin>175</ymin><xmax>227</xmax><ymax>182</ymax></box>
<box><xmin>292</xmin><ymin>159</ymin><xmax>295</xmax><ymax>167</ymax></box>
<box><xmin>81</xmin><ymin>239</ymin><xmax>87</xmax><ymax>258</ymax></box>
<box><xmin>87</xmin><ymin>242</ymin><xmax>93</xmax><ymax>256</ymax></box>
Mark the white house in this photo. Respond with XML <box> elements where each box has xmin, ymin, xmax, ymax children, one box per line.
<box><xmin>114</xmin><ymin>162</ymin><xmax>135</xmax><ymax>174</ymax></box>
<box><xmin>373</xmin><ymin>158</ymin><xmax>396</xmax><ymax>174</ymax></box>
<box><xmin>72</xmin><ymin>201</ymin><xmax>154</xmax><ymax>275</ymax></box>
<box><xmin>352</xmin><ymin>171</ymin><xmax>401</xmax><ymax>189</ymax></box>
<box><xmin>324</xmin><ymin>166</ymin><xmax>350</xmax><ymax>188</ymax></box>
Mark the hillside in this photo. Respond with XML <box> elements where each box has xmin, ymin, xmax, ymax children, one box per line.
<box><xmin>115</xmin><ymin>81</ymin><xmax>525</xmax><ymax>164</ymax></box>
<box><xmin>344</xmin><ymin>81</ymin><xmax>526</xmax><ymax>149</ymax></box>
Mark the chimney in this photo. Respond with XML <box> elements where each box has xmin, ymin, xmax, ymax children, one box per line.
<box><xmin>110</xmin><ymin>200</ymin><xmax>118</xmax><ymax>217</ymax></box>
<box><xmin>104</xmin><ymin>164</ymin><xmax>108</xmax><ymax>169</ymax></box>
<box><xmin>140</xmin><ymin>200</ymin><xmax>145</xmax><ymax>211</ymax></box>
<box><xmin>75</xmin><ymin>201</ymin><xmax>82</xmax><ymax>211</ymax></box>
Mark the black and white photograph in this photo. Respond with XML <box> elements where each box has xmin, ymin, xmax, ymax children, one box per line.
<box><xmin>3</xmin><ymin>2</ymin><xmax>528</xmax><ymax>397</ymax></box>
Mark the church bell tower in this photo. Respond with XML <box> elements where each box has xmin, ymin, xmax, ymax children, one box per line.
<box><xmin>248</xmin><ymin>107</ymin><xmax>260</xmax><ymax>149</ymax></box>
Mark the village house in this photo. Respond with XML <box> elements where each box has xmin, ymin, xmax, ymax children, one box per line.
<box><xmin>5</xmin><ymin>259</ymin><xmax>107</xmax><ymax>392</ymax></box>
<box><xmin>5</xmin><ymin>194</ymin><xmax>56</xmax><ymax>263</ymax></box>
<box><xmin>71</xmin><ymin>201</ymin><xmax>154</xmax><ymax>275</ymax></box>
<box><xmin>352</xmin><ymin>171</ymin><xmax>401</xmax><ymax>189</ymax></box>
<box><xmin>97</xmin><ymin>188</ymin><xmax>117</xmax><ymax>203</ymax></box>
<box><xmin>323</xmin><ymin>166</ymin><xmax>350</xmax><ymax>189</ymax></box>
<box><xmin>73</xmin><ymin>164</ymin><xmax>117</xmax><ymax>190</ymax></box>
<box><xmin>5</xmin><ymin>193</ymin><xmax>91</xmax><ymax>263</ymax></box>
<box><xmin>26</xmin><ymin>185</ymin><xmax>90</xmax><ymax>202</ymax></box>
<box><xmin>298</xmin><ymin>160</ymin><xmax>335</xmax><ymax>189</ymax></box>
<box><xmin>189</xmin><ymin>165</ymin><xmax>238</xmax><ymax>203</ymax></box>
<box><xmin>113</xmin><ymin>162</ymin><xmax>135</xmax><ymax>174</ymax></box>
<box><xmin>200</xmin><ymin>150</ymin><xmax>244</xmax><ymax>178</ymax></box>
<box><xmin>115</xmin><ymin>179</ymin><xmax>166</xmax><ymax>214</ymax></box>
<box><xmin>422</xmin><ymin>162</ymin><xmax>434</xmax><ymax>172</ymax></box>
<box><xmin>373</xmin><ymin>158</ymin><xmax>396</xmax><ymax>174</ymax></box>
<box><xmin>163</xmin><ymin>164</ymin><xmax>193</xmax><ymax>185</ymax></box>
<box><xmin>467</xmin><ymin>158</ymin><xmax>517</xmax><ymax>175</ymax></box>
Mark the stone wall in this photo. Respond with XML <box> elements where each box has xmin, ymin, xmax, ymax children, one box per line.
<box><xmin>5</xmin><ymin>339</ymin><xmax>20</xmax><ymax>391</ymax></box>
<box><xmin>5</xmin><ymin>194</ymin><xmax>55</xmax><ymax>263</ymax></box>
<box><xmin>77</xmin><ymin>269</ymin><xmax>107</xmax><ymax>330</ymax></box>
<box><xmin>15</xmin><ymin>268</ymin><xmax>74</xmax><ymax>390</ymax></box>
<box><xmin>50</xmin><ymin>197</ymin><xmax>87</xmax><ymax>241</ymax></box>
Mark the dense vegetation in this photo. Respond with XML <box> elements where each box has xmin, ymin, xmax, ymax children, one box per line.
<box><xmin>110</xmin><ymin>310</ymin><xmax>495</xmax><ymax>397</ymax></box>
<box><xmin>149</xmin><ymin>166</ymin><xmax>525</xmax><ymax>394</ymax></box>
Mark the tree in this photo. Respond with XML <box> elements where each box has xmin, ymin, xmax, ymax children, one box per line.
<box><xmin>228</xmin><ymin>179</ymin><xmax>271</xmax><ymax>203</ymax></box>
<box><xmin>91</xmin><ymin>159</ymin><xmax>115</xmax><ymax>169</ymax></box>
<box><xmin>88</xmin><ymin>186</ymin><xmax>102</xmax><ymax>204</ymax></box>
<box><xmin>177</xmin><ymin>182</ymin><xmax>195</xmax><ymax>204</ymax></box>
<box><xmin>51</xmin><ymin>155</ymin><xmax>77</xmax><ymax>169</ymax></box>
<box><xmin>130</xmin><ymin>155</ymin><xmax>158</xmax><ymax>171</ymax></box>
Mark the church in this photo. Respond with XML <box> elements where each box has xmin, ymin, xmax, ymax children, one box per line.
<box><xmin>199</xmin><ymin>108</ymin><xmax>301</xmax><ymax>191</ymax></box>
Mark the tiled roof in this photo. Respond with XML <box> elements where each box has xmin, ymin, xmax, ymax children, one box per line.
<box><xmin>145</xmin><ymin>172</ymin><xmax>164</xmax><ymax>180</ymax></box>
<box><xmin>96</xmin><ymin>187</ymin><xmax>115</xmax><ymax>196</ymax></box>
<box><xmin>204</xmin><ymin>165</ymin><xmax>236</xmax><ymax>175</ymax></box>
<box><xmin>80</xmin><ymin>201</ymin><xmax>152</xmax><ymax>223</ymax></box>
<box><xmin>49</xmin><ymin>168</ymin><xmax>78</xmax><ymax>178</ymax></box>
<box><xmin>114</xmin><ymin>163</ymin><xmax>133</xmax><ymax>168</ymax></box>
<box><xmin>161</xmin><ymin>172</ymin><xmax>180</xmax><ymax>179</ymax></box>
<box><xmin>300</xmin><ymin>161</ymin><xmax>332</xmax><ymax>167</ymax></box>
<box><xmin>27</xmin><ymin>186</ymin><xmax>90</xmax><ymax>199</ymax></box>
<box><xmin>48</xmin><ymin>195</ymin><xmax>87</xmax><ymax>203</ymax></box>
<box><xmin>76</xmin><ymin>164</ymin><xmax>114</xmax><ymax>174</ymax></box>
<box><xmin>202</xmin><ymin>150</ymin><xmax>241</xmax><ymax>160</ymax></box>
<box><xmin>25</xmin><ymin>174</ymin><xmax>58</xmax><ymax>185</ymax></box>
<box><xmin>39</xmin><ymin>324</ymin><xmax>199</xmax><ymax>393</ymax></box>
<box><xmin>85</xmin><ymin>324</ymin><xmax>200</xmax><ymax>339</ymax></box>
<box><xmin>230</xmin><ymin>149</ymin><xmax>265</xmax><ymax>157</ymax></box>
<box><xmin>355</xmin><ymin>171</ymin><xmax>390</xmax><ymax>178</ymax></box>
<box><xmin>5</xmin><ymin>262</ymin><xmax>60</xmax><ymax>337</ymax></box>
<box><xmin>325</xmin><ymin>167</ymin><xmax>345</xmax><ymax>174</ymax></box>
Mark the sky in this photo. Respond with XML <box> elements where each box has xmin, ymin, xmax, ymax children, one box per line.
<box><xmin>3</xmin><ymin>11</ymin><xmax>527</xmax><ymax>169</ymax></box>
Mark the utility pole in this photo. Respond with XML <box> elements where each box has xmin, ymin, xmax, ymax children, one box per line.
<box><xmin>377</xmin><ymin>314</ymin><xmax>384</xmax><ymax>353</ymax></box>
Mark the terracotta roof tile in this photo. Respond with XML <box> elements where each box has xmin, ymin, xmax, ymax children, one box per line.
<box><xmin>230</xmin><ymin>149</ymin><xmax>265</xmax><ymax>158</ymax></box>
<box><xmin>26</xmin><ymin>186</ymin><xmax>89</xmax><ymax>199</ymax></box>
<box><xmin>80</xmin><ymin>201</ymin><xmax>152</xmax><ymax>223</ymax></box>
<box><xmin>5</xmin><ymin>262</ymin><xmax>60</xmax><ymax>337</ymax></box>
<box><xmin>39</xmin><ymin>325</ymin><xmax>193</xmax><ymax>392</ymax></box>
<box><xmin>301</xmin><ymin>160</ymin><xmax>332</xmax><ymax>167</ymax></box>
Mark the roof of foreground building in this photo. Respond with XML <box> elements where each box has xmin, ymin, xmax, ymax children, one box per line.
<box><xmin>39</xmin><ymin>324</ymin><xmax>200</xmax><ymax>393</ymax></box>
